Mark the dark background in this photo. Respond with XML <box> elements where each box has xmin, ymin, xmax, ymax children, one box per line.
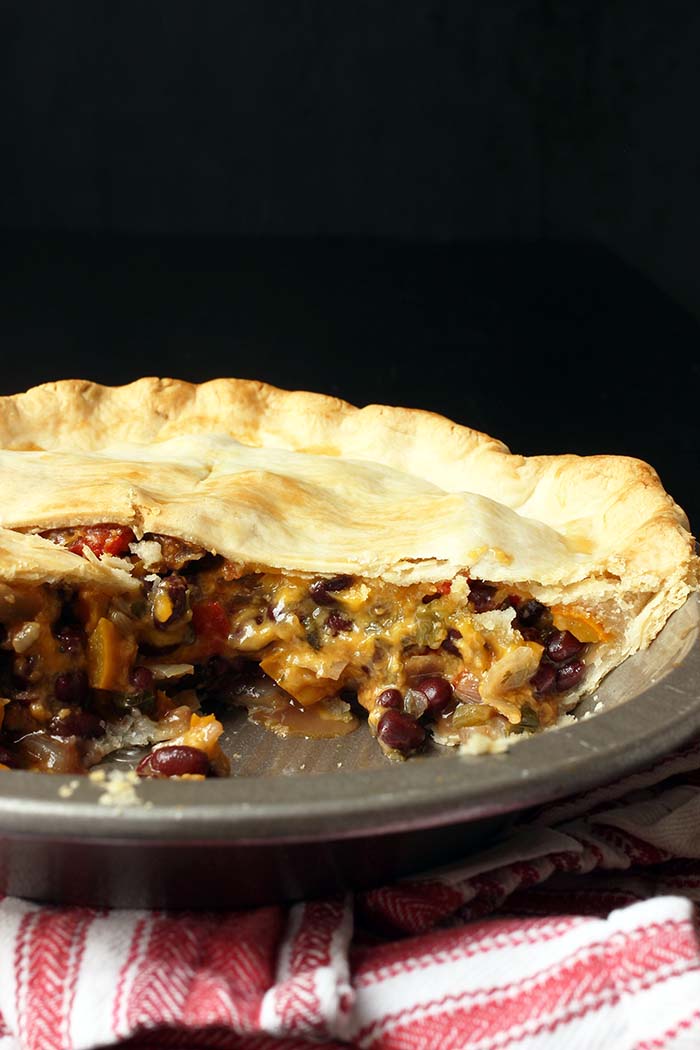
<box><xmin>1</xmin><ymin>2</ymin><xmax>698</xmax><ymax>528</ymax></box>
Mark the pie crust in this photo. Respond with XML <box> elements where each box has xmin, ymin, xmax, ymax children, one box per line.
<box><xmin>0</xmin><ymin>377</ymin><xmax>696</xmax><ymax>769</ymax></box>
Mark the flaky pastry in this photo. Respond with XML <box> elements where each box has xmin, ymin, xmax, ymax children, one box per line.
<box><xmin>0</xmin><ymin>377</ymin><xmax>695</xmax><ymax>774</ymax></box>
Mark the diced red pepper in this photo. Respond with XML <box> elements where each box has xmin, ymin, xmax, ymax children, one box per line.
<box><xmin>42</xmin><ymin>524</ymin><xmax>136</xmax><ymax>558</ymax></box>
<box><xmin>191</xmin><ymin>600</ymin><xmax>230</xmax><ymax>651</ymax></box>
<box><xmin>68</xmin><ymin>525</ymin><xmax>136</xmax><ymax>558</ymax></box>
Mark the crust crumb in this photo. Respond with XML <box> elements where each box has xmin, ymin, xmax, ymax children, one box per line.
<box><xmin>458</xmin><ymin>733</ymin><xmax>511</xmax><ymax>756</ymax></box>
<box><xmin>88</xmin><ymin>768</ymin><xmax>149</xmax><ymax>808</ymax></box>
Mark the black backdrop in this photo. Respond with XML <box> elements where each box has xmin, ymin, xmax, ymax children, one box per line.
<box><xmin>1</xmin><ymin>3</ymin><xmax>699</xmax><ymax>528</ymax></box>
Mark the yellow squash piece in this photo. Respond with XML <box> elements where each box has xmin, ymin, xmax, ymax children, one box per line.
<box><xmin>87</xmin><ymin>617</ymin><xmax>136</xmax><ymax>691</ymax></box>
<box><xmin>550</xmin><ymin>605</ymin><xmax>609</xmax><ymax>643</ymax></box>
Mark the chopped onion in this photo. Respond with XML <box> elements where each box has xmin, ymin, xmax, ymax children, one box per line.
<box><xmin>129</xmin><ymin>540</ymin><xmax>163</xmax><ymax>568</ymax></box>
<box><xmin>454</xmin><ymin>670</ymin><xmax>482</xmax><ymax>703</ymax></box>
<box><xmin>403</xmin><ymin>688</ymin><xmax>428</xmax><ymax>718</ymax></box>
<box><xmin>324</xmin><ymin>658</ymin><xmax>350</xmax><ymax>681</ymax></box>
<box><xmin>157</xmin><ymin>704</ymin><xmax>196</xmax><ymax>737</ymax></box>
<box><xmin>144</xmin><ymin>662</ymin><xmax>195</xmax><ymax>680</ymax></box>
<box><xmin>481</xmin><ymin>647</ymin><xmax>540</xmax><ymax>701</ymax></box>
<box><xmin>17</xmin><ymin>731</ymin><xmax>80</xmax><ymax>773</ymax></box>
<box><xmin>108</xmin><ymin>609</ymin><xmax>134</xmax><ymax>633</ymax></box>
<box><xmin>317</xmin><ymin>697</ymin><xmax>353</xmax><ymax>720</ymax></box>
<box><xmin>11</xmin><ymin>621</ymin><xmax>41</xmax><ymax>653</ymax></box>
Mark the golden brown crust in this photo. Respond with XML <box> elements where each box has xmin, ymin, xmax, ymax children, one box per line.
<box><xmin>0</xmin><ymin>377</ymin><xmax>697</xmax><ymax>705</ymax></box>
<box><xmin>0</xmin><ymin>376</ymin><xmax>694</xmax><ymax>575</ymax></box>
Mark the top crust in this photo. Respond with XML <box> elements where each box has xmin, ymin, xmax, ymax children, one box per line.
<box><xmin>0</xmin><ymin>376</ymin><xmax>696</xmax><ymax>700</ymax></box>
<box><xmin>0</xmin><ymin>375</ymin><xmax>694</xmax><ymax>557</ymax></box>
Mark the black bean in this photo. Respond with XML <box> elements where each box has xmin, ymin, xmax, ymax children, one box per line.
<box><xmin>545</xmin><ymin>630</ymin><xmax>585</xmax><ymax>664</ymax></box>
<box><xmin>136</xmin><ymin>744</ymin><xmax>210</xmax><ymax>778</ymax></box>
<box><xmin>54</xmin><ymin>670</ymin><xmax>90</xmax><ymax>705</ymax></box>
<box><xmin>55</xmin><ymin>624</ymin><xmax>85</xmax><ymax>654</ymax></box>
<box><xmin>377</xmin><ymin>709</ymin><xmax>426</xmax><ymax>754</ymax></box>
<box><xmin>323</xmin><ymin>574</ymin><xmax>352</xmax><ymax>592</ymax></box>
<box><xmin>129</xmin><ymin>666</ymin><xmax>155</xmax><ymax>694</ymax></box>
<box><xmin>516</xmin><ymin>600</ymin><xmax>546</xmax><ymax>628</ymax></box>
<box><xmin>50</xmin><ymin>711</ymin><xmax>105</xmax><ymax>738</ymax></box>
<box><xmin>415</xmin><ymin>676</ymin><xmax>454</xmax><ymax>715</ymax></box>
<box><xmin>530</xmin><ymin>663</ymin><xmax>557</xmax><ymax>696</ymax></box>
<box><xmin>326</xmin><ymin>610</ymin><xmax>353</xmax><ymax>636</ymax></box>
<box><xmin>468</xmin><ymin>581</ymin><xmax>498</xmax><ymax>613</ymax></box>
<box><xmin>520</xmin><ymin>626</ymin><xmax>544</xmax><ymax>643</ymax></box>
<box><xmin>309</xmin><ymin>575</ymin><xmax>353</xmax><ymax>605</ymax></box>
<box><xmin>442</xmin><ymin>627</ymin><xmax>462</xmax><ymax>655</ymax></box>
<box><xmin>375</xmin><ymin>688</ymin><xmax>403</xmax><ymax>709</ymax></box>
<box><xmin>556</xmin><ymin>658</ymin><xmax>586</xmax><ymax>692</ymax></box>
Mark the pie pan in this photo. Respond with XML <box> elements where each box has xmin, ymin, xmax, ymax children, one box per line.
<box><xmin>0</xmin><ymin>593</ymin><xmax>697</xmax><ymax>910</ymax></box>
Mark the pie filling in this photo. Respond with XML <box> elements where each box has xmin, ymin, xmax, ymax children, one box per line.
<box><xmin>0</xmin><ymin>524</ymin><xmax>606</xmax><ymax>776</ymax></box>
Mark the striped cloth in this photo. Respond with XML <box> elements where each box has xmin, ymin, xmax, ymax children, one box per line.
<box><xmin>4</xmin><ymin>742</ymin><xmax>700</xmax><ymax>1050</ymax></box>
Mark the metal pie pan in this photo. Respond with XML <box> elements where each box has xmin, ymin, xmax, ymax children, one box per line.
<box><xmin>0</xmin><ymin>594</ymin><xmax>697</xmax><ymax>908</ymax></box>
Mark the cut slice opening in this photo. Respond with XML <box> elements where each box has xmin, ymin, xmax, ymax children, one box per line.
<box><xmin>0</xmin><ymin>523</ymin><xmax>606</xmax><ymax>776</ymax></box>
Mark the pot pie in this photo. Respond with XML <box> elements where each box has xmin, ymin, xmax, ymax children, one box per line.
<box><xmin>0</xmin><ymin>377</ymin><xmax>696</xmax><ymax>778</ymax></box>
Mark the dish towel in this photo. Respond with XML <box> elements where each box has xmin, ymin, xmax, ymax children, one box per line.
<box><xmin>4</xmin><ymin>743</ymin><xmax>700</xmax><ymax>1050</ymax></box>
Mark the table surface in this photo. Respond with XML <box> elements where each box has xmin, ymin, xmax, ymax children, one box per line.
<box><xmin>1</xmin><ymin>230</ymin><xmax>698</xmax><ymax>530</ymax></box>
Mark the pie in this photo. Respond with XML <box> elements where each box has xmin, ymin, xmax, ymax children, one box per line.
<box><xmin>0</xmin><ymin>377</ymin><xmax>696</xmax><ymax>777</ymax></box>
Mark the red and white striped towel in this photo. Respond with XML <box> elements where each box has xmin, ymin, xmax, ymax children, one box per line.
<box><xmin>4</xmin><ymin>741</ymin><xmax>700</xmax><ymax>1050</ymax></box>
